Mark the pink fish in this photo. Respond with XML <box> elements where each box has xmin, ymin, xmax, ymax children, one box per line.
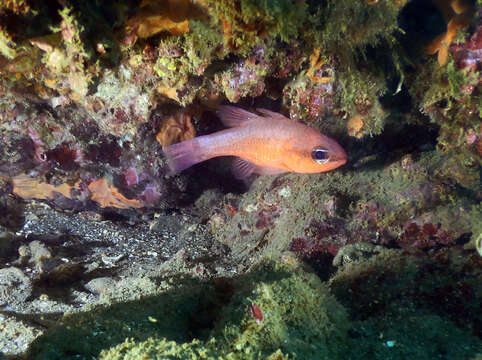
<box><xmin>163</xmin><ymin>106</ymin><xmax>347</xmax><ymax>179</ymax></box>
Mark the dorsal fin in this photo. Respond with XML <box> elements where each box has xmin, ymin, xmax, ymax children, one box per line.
<box><xmin>216</xmin><ymin>106</ymin><xmax>260</xmax><ymax>128</ymax></box>
<box><xmin>256</xmin><ymin>108</ymin><xmax>294</xmax><ymax>121</ymax></box>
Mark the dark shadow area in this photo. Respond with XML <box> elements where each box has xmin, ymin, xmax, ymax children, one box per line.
<box><xmin>0</xmin><ymin>0</ymin><xmax>63</xmax><ymax>41</ymax></box>
<box><xmin>330</xmin><ymin>247</ymin><xmax>481</xmax><ymax>339</ymax></box>
<box><xmin>66</xmin><ymin>0</ymin><xmax>140</xmax><ymax>69</ymax></box>
<box><xmin>0</xmin><ymin>200</ymin><xmax>25</xmax><ymax>232</ymax></box>
<box><xmin>99</xmin><ymin>210</ymin><xmax>130</xmax><ymax>223</ymax></box>
<box><xmin>343</xmin><ymin>121</ymin><xmax>439</xmax><ymax>171</ymax></box>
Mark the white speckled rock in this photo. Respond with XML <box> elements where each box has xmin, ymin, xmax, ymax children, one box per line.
<box><xmin>0</xmin><ymin>267</ymin><xmax>32</xmax><ymax>306</ymax></box>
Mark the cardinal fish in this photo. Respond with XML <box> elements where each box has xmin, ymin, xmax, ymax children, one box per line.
<box><xmin>163</xmin><ymin>106</ymin><xmax>347</xmax><ymax>179</ymax></box>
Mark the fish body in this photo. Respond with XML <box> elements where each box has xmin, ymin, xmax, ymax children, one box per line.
<box><xmin>163</xmin><ymin>106</ymin><xmax>347</xmax><ymax>179</ymax></box>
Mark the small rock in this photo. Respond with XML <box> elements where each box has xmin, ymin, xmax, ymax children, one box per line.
<box><xmin>149</xmin><ymin>215</ymin><xmax>183</xmax><ymax>234</ymax></box>
<box><xmin>28</xmin><ymin>241</ymin><xmax>52</xmax><ymax>272</ymax></box>
<box><xmin>0</xmin><ymin>267</ymin><xmax>32</xmax><ymax>306</ymax></box>
<box><xmin>25</xmin><ymin>213</ymin><xmax>39</xmax><ymax>222</ymax></box>
<box><xmin>278</xmin><ymin>186</ymin><xmax>291</xmax><ymax>198</ymax></box>
<box><xmin>84</xmin><ymin>261</ymin><xmax>100</xmax><ymax>273</ymax></box>
<box><xmin>44</xmin><ymin>262</ymin><xmax>85</xmax><ymax>285</ymax></box>
<box><xmin>29</xmin><ymin>241</ymin><xmax>51</xmax><ymax>262</ymax></box>
<box><xmin>17</xmin><ymin>245</ymin><xmax>31</xmax><ymax>263</ymax></box>
<box><xmin>0</xmin><ymin>314</ymin><xmax>42</xmax><ymax>356</ymax></box>
<box><xmin>85</xmin><ymin>277</ymin><xmax>117</xmax><ymax>295</ymax></box>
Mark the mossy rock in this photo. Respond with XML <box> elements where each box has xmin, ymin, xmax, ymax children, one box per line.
<box><xmin>29</xmin><ymin>260</ymin><xmax>349</xmax><ymax>360</ymax></box>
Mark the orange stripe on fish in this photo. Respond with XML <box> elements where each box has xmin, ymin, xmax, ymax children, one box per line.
<box><xmin>163</xmin><ymin>106</ymin><xmax>347</xmax><ymax>179</ymax></box>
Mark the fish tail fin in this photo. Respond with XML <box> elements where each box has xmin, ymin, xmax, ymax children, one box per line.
<box><xmin>163</xmin><ymin>138</ymin><xmax>205</xmax><ymax>174</ymax></box>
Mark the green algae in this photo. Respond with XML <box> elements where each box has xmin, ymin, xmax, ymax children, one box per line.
<box><xmin>99</xmin><ymin>338</ymin><xmax>221</xmax><ymax>360</ymax></box>
<box><xmin>152</xmin><ymin>19</ymin><xmax>225</xmax><ymax>105</ymax></box>
<box><xmin>212</xmin><ymin>262</ymin><xmax>348</xmax><ymax>358</ymax></box>
<box><xmin>183</xmin><ymin>20</ymin><xmax>224</xmax><ymax>74</ymax></box>
<box><xmin>204</xmin><ymin>0</ymin><xmax>309</xmax><ymax>55</ymax></box>
<box><xmin>336</xmin><ymin>67</ymin><xmax>388</xmax><ymax>136</ymax></box>
<box><xmin>0</xmin><ymin>27</ymin><xmax>17</xmax><ymax>60</ymax></box>
<box><xmin>406</xmin><ymin>54</ymin><xmax>481</xmax><ymax>168</ymax></box>
<box><xmin>311</xmin><ymin>0</ymin><xmax>404</xmax><ymax>69</ymax></box>
<box><xmin>1</xmin><ymin>0</ymin><xmax>472</xmax><ymax>149</ymax></box>
<box><xmin>0</xmin><ymin>0</ymin><xmax>30</xmax><ymax>15</ymax></box>
<box><xmin>215</xmin><ymin>145</ymin><xmax>479</xmax><ymax>270</ymax></box>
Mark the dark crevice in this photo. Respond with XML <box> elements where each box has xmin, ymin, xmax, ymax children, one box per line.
<box><xmin>397</xmin><ymin>0</ymin><xmax>447</xmax><ymax>61</ymax></box>
<box><xmin>344</xmin><ymin>122</ymin><xmax>439</xmax><ymax>170</ymax></box>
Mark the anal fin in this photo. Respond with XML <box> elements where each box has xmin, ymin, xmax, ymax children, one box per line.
<box><xmin>257</xmin><ymin>166</ymin><xmax>287</xmax><ymax>176</ymax></box>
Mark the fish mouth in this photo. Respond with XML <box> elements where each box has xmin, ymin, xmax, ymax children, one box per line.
<box><xmin>331</xmin><ymin>151</ymin><xmax>347</xmax><ymax>165</ymax></box>
<box><xmin>331</xmin><ymin>159</ymin><xmax>346</xmax><ymax>169</ymax></box>
<box><xmin>326</xmin><ymin>139</ymin><xmax>347</xmax><ymax>165</ymax></box>
<box><xmin>329</xmin><ymin>150</ymin><xmax>347</xmax><ymax>169</ymax></box>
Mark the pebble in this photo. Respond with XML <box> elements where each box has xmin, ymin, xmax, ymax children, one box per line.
<box><xmin>101</xmin><ymin>254</ymin><xmax>124</xmax><ymax>266</ymax></box>
<box><xmin>278</xmin><ymin>186</ymin><xmax>291</xmax><ymax>198</ymax></box>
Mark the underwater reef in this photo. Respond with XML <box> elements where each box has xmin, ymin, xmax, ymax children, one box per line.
<box><xmin>0</xmin><ymin>0</ymin><xmax>481</xmax><ymax>358</ymax></box>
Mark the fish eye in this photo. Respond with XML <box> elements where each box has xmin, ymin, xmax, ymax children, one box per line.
<box><xmin>311</xmin><ymin>147</ymin><xmax>330</xmax><ymax>164</ymax></box>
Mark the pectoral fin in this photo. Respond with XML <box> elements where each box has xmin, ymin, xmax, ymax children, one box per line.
<box><xmin>232</xmin><ymin>158</ymin><xmax>286</xmax><ymax>179</ymax></box>
<box><xmin>232</xmin><ymin>158</ymin><xmax>256</xmax><ymax>179</ymax></box>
